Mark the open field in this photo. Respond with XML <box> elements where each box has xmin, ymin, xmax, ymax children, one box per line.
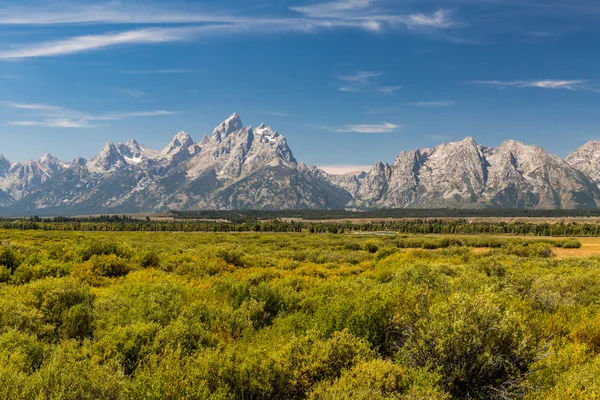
<box><xmin>1</xmin><ymin>229</ymin><xmax>600</xmax><ymax>399</ymax></box>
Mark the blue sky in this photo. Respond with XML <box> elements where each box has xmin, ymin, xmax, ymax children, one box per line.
<box><xmin>1</xmin><ymin>0</ymin><xmax>600</xmax><ymax>173</ymax></box>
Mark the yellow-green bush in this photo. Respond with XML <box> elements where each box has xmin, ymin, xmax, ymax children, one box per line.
<box><xmin>0</xmin><ymin>229</ymin><xmax>597</xmax><ymax>399</ymax></box>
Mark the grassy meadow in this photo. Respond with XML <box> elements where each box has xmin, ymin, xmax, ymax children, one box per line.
<box><xmin>1</xmin><ymin>229</ymin><xmax>600</xmax><ymax>399</ymax></box>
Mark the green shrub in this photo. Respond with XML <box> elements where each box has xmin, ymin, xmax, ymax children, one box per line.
<box><xmin>139</xmin><ymin>251</ymin><xmax>160</xmax><ymax>269</ymax></box>
<box><xmin>95</xmin><ymin>322</ymin><xmax>159</xmax><ymax>375</ymax></box>
<box><xmin>363</xmin><ymin>242</ymin><xmax>379</xmax><ymax>254</ymax></box>
<box><xmin>309</xmin><ymin>359</ymin><xmax>449</xmax><ymax>400</ymax></box>
<box><xmin>0</xmin><ymin>329</ymin><xmax>45</xmax><ymax>373</ymax></box>
<box><xmin>0</xmin><ymin>245</ymin><xmax>22</xmax><ymax>273</ymax></box>
<box><xmin>77</xmin><ymin>240</ymin><xmax>132</xmax><ymax>262</ymax></box>
<box><xmin>401</xmin><ymin>291</ymin><xmax>539</xmax><ymax>399</ymax></box>
<box><xmin>28</xmin><ymin>278</ymin><xmax>95</xmax><ymax>340</ymax></box>
<box><xmin>0</xmin><ymin>265</ymin><xmax>10</xmax><ymax>283</ymax></box>
<box><xmin>89</xmin><ymin>254</ymin><xmax>131</xmax><ymax>277</ymax></box>
<box><xmin>559</xmin><ymin>239</ymin><xmax>582</xmax><ymax>249</ymax></box>
<box><xmin>26</xmin><ymin>341</ymin><xmax>128</xmax><ymax>400</ymax></box>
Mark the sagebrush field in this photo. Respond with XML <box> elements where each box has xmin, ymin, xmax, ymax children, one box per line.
<box><xmin>1</xmin><ymin>229</ymin><xmax>600</xmax><ymax>399</ymax></box>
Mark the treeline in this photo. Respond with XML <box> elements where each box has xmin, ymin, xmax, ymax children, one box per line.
<box><xmin>171</xmin><ymin>208</ymin><xmax>600</xmax><ymax>221</ymax></box>
<box><xmin>27</xmin><ymin>215</ymin><xmax>141</xmax><ymax>223</ymax></box>
<box><xmin>3</xmin><ymin>218</ymin><xmax>600</xmax><ymax>236</ymax></box>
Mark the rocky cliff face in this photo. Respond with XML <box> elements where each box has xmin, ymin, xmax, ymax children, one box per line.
<box><xmin>566</xmin><ymin>141</ymin><xmax>600</xmax><ymax>185</ymax></box>
<box><xmin>352</xmin><ymin>138</ymin><xmax>600</xmax><ymax>209</ymax></box>
<box><xmin>1</xmin><ymin>114</ymin><xmax>600</xmax><ymax>214</ymax></box>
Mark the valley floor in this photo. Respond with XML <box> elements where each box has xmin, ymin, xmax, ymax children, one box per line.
<box><xmin>0</xmin><ymin>229</ymin><xmax>599</xmax><ymax>399</ymax></box>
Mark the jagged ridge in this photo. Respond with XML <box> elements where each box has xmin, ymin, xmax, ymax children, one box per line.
<box><xmin>1</xmin><ymin>114</ymin><xmax>600</xmax><ymax>214</ymax></box>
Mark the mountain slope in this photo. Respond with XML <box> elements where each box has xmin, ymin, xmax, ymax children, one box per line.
<box><xmin>2</xmin><ymin>116</ymin><xmax>600</xmax><ymax>214</ymax></box>
<box><xmin>353</xmin><ymin>138</ymin><xmax>600</xmax><ymax>209</ymax></box>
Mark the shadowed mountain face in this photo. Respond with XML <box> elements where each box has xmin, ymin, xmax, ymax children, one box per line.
<box><xmin>0</xmin><ymin>114</ymin><xmax>599</xmax><ymax>215</ymax></box>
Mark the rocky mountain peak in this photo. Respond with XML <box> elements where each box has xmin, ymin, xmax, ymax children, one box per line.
<box><xmin>37</xmin><ymin>153</ymin><xmax>64</xmax><ymax>174</ymax></box>
<box><xmin>162</xmin><ymin>131</ymin><xmax>194</xmax><ymax>155</ymax></box>
<box><xmin>0</xmin><ymin>154</ymin><xmax>11</xmax><ymax>176</ymax></box>
<box><xmin>125</xmin><ymin>138</ymin><xmax>141</xmax><ymax>150</ymax></box>
<box><xmin>212</xmin><ymin>113</ymin><xmax>244</xmax><ymax>141</ymax></box>
<box><xmin>2</xmin><ymin>115</ymin><xmax>600</xmax><ymax>213</ymax></box>
<box><xmin>566</xmin><ymin>141</ymin><xmax>600</xmax><ymax>184</ymax></box>
<box><xmin>87</xmin><ymin>141</ymin><xmax>128</xmax><ymax>173</ymax></box>
<box><xmin>72</xmin><ymin>157</ymin><xmax>87</xmax><ymax>166</ymax></box>
<box><xmin>39</xmin><ymin>153</ymin><xmax>60</xmax><ymax>165</ymax></box>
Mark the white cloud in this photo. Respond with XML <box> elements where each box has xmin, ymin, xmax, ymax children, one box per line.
<box><xmin>406</xmin><ymin>101</ymin><xmax>455</xmax><ymax>107</ymax></box>
<box><xmin>336</xmin><ymin>71</ymin><xmax>401</xmax><ymax>93</ymax></box>
<box><xmin>338</xmin><ymin>71</ymin><xmax>381</xmax><ymax>84</ymax></box>
<box><xmin>336</xmin><ymin>122</ymin><xmax>400</xmax><ymax>133</ymax></box>
<box><xmin>1</xmin><ymin>101</ymin><xmax>63</xmax><ymax>111</ymax></box>
<box><xmin>291</xmin><ymin>0</ymin><xmax>372</xmax><ymax>18</ymax></box>
<box><xmin>318</xmin><ymin>164</ymin><xmax>372</xmax><ymax>175</ymax></box>
<box><xmin>94</xmin><ymin>111</ymin><xmax>175</xmax><ymax>121</ymax></box>
<box><xmin>406</xmin><ymin>10</ymin><xmax>457</xmax><ymax>29</ymax></box>
<box><xmin>0</xmin><ymin>27</ymin><xmax>200</xmax><ymax>60</ymax></box>
<box><xmin>261</xmin><ymin>111</ymin><xmax>290</xmax><ymax>117</ymax></box>
<box><xmin>378</xmin><ymin>86</ymin><xmax>402</xmax><ymax>93</ymax></box>
<box><xmin>0</xmin><ymin>1</ymin><xmax>459</xmax><ymax>35</ymax></box>
<box><xmin>363</xmin><ymin>106</ymin><xmax>394</xmax><ymax>114</ymax></box>
<box><xmin>471</xmin><ymin>79</ymin><xmax>590</xmax><ymax>90</ymax></box>
<box><xmin>120</xmin><ymin>69</ymin><xmax>201</xmax><ymax>74</ymax></box>
<box><xmin>0</xmin><ymin>3</ymin><xmax>460</xmax><ymax>61</ymax></box>
<box><xmin>7</xmin><ymin>119</ymin><xmax>102</xmax><ymax>128</ymax></box>
<box><xmin>116</xmin><ymin>89</ymin><xmax>146</xmax><ymax>98</ymax></box>
<box><xmin>2</xmin><ymin>101</ymin><xmax>174</xmax><ymax>128</ymax></box>
<box><xmin>0</xmin><ymin>5</ymin><xmax>241</xmax><ymax>25</ymax></box>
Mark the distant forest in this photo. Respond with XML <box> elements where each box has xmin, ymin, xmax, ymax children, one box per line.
<box><xmin>4</xmin><ymin>212</ymin><xmax>600</xmax><ymax>236</ymax></box>
<box><xmin>170</xmin><ymin>208</ymin><xmax>600</xmax><ymax>221</ymax></box>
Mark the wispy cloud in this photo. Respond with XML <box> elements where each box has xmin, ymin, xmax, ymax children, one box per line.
<box><xmin>378</xmin><ymin>86</ymin><xmax>402</xmax><ymax>93</ymax></box>
<box><xmin>120</xmin><ymin>69</ymin><xmax>201</xmax><ymax>75</ymax></box>
<box><xmin>338</xmin><ymin>71</ymin><xmax>381</xmax><ymax>85</ymax></box>
<box><xmin>363</xmin><ymin>106</ymin><xmax>395</xmax><ymax>115</ymax></box>
<box><xmin>92</xmin><ymin>111</ymin><xmax>175</xmax><ymax>121</ymax></box>
<box><xmin>2</xmin><ymin>101</ymin><xmax>174</xmax><ymax>128</ymax></box>
<box><xmin>0</xmin><ymin>3</ymin><xmax>461</xmax><ymax>61</ymax></box>
<box><xmin>0</xmin><ymin>4</ymin><xmax>241</xmax><ymax>26</ymax></box>
<box><xmin>291</xmin><ymin>0</ymin><xmax>373</xmax><ymax>18</ymax></box>
<box><xmin>471</xmin><ymin>79</ymin><xmax>593</xmax><ymax>91</ymax></box>
<box><xmin>406</xmin><ymin>10</ymin><xmax>457</xmax><ymax>29</ymax></box>
<box><xmin>291</xmin><ymin>1</ymin><xmax>458</xmax><ymax>31</ymax></box>
<box><xmin>2</xmin><ymin>101</ymin><xmax>62</xmax><ymax>111</ymax></box>
<box><xmin>405</xmin><ymin>101</ymin><xmax>456</xmax><ymax>107</ymax></box>
<box><xmin>336</xmin><ymin>122</ymin><xmax>400</xmax><ymax>133</ymax></box>
<box><xmin>261</xmin><ymin>111</ymin><xmax>290</xmax><ymax>117</ymax></box>
<box><xmin>7</xmin><ymin>119</ymin><xmax>103</xmax><ymax>128</ymax></box>
<box><xmin>526</xmin><ymin>31</ymin><xmax>564</xmax><ymax>38</ymax></box>
<box><xmin>336</xmin><ymin>71</ymin><xmax>400</xmax><ymax>93</ymax></box>
<box><xmin>116</xmin><ymin>89</ymin><xmax>146</xmax><ymax>98</ymax></box>
<box><xmin>0</xmin><ymin>27</ymin><xmax>201</xmax><ymax>60</ymax></box>
<box><xmin>318</xmin><ymin>164</ymin><xmax>373</xmax><ymax>175</ymax></box>
<box><xmin>0</xmin><ymin>1</ymin><xmax>459</xmax><ymax>32</ymax></box>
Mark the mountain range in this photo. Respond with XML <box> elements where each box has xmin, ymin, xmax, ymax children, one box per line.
<box><xmin>2</xmin><ymin>113</ymin><xmax>600</xmax><ymax>215</ymax></box>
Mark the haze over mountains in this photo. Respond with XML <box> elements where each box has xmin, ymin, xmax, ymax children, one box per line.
<box><xmin>1</xmin><ymin>113</ymin><xmax>600</xmax><ymax>215</ymax></box>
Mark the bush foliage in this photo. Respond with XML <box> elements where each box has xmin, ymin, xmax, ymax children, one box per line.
<box><xmin>0</xmin><ymin>229</ymin><xmax>597</xmax><ymax>398</ymax></box>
